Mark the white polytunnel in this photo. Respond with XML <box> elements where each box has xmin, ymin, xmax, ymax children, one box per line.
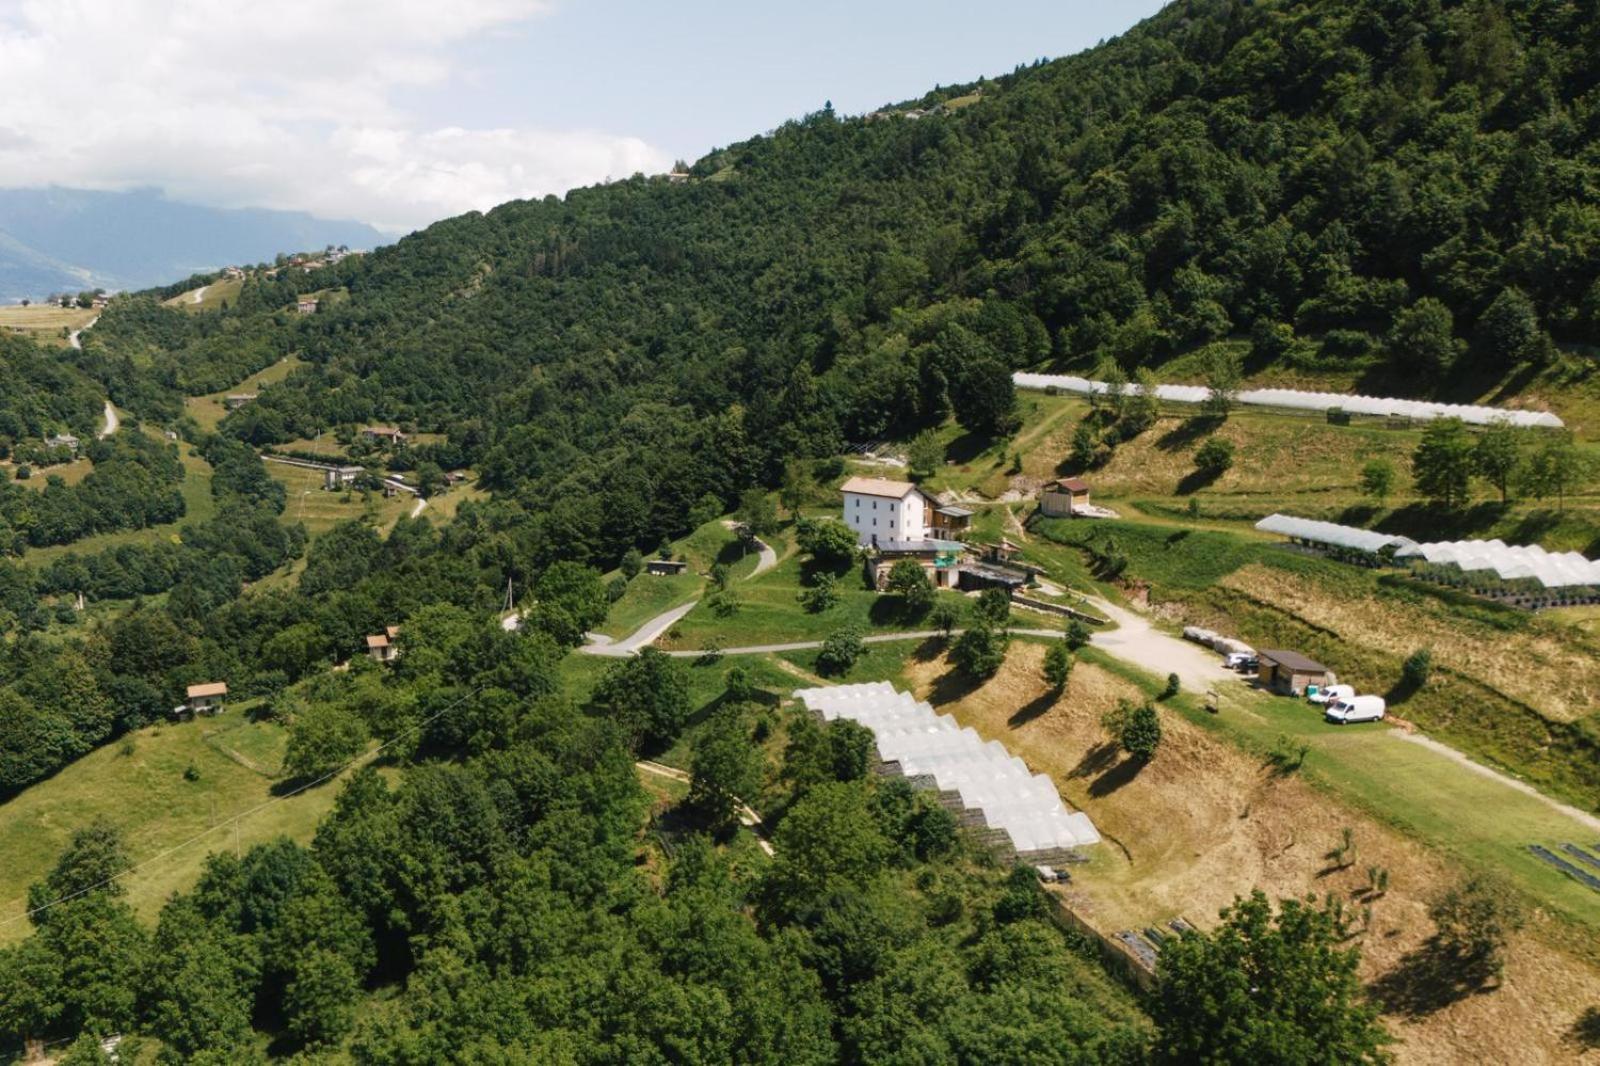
<box><xmin>1014</xmin><ymin>373</ymin><xmax>1565</xmax><ymax>429</ymax></box>
<box><xmin>796</xmin><ymin>682</ymin><xmax>1100</xmax><ymax>852</ymax></box>
<box><xmin>1254</xmin><ymin>514</ymin><xmax>1416</xmax><ymax>554</ymax></box>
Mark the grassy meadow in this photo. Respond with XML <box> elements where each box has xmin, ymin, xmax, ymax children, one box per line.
<box><xmin>0</xmin><ymin>302</ymin><xmax>97</xmax><ymax>346</ymax></box>
<box><xmin>0</xmin><ymin>704</ymin><xmax>360</xmax><ymax>944</ymax></box>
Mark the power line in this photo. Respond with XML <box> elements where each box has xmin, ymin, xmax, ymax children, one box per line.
<box><xmin>0</xmin><ymin>685</ymin><xmax>483</xmax><ymax>931</ymax></box>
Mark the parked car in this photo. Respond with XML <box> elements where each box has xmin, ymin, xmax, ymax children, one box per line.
<box><xmin>1325</xmin><ymin>695</ymin><xmax>1386</xmax><ymax>724</ymax></box>
<box><xmin>1224</xmin><ymin>651</ymin><xmax>1254</xmax><ymax>670</ymax></box>
<box><xmin>1034</xmin><ymin>865</ymin><xmax>1066</xmax><ymax>884</ymax></box>
<box><xmin>1308</xmin><ymin>683</ymin><xmax>1354</xmax><ymax>706</ymax></box>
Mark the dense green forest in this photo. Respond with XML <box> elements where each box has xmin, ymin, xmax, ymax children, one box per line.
<box><xmin>0</xmin><ymin>434</ymin><xmax>186</xmax><ymax>552</ymax></box>
<box><xmin>2</xmin><ymin>0</ymin><xmax>1596</xmax><ymax>1058</ymax></box>
<box><xmin>0</xmin><ymin>335</ymin><xmax>103</xmax><ymax>455</ymax></box>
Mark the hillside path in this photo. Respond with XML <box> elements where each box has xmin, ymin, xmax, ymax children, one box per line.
<box><xmin>98</xmin><ymin>401</ymin><xmax>119</xmax><ymax>438</ymax></box>
<box><xmin>636</xmin><ymin>760</ymin><xmax>774</xmax><ymax>855</ymax></box>
<box><xmin>67</xmin><ymin>315</ymin><xmax>99</xmax><ymax>350</ymax></box>
<box><xmin>191</xmin><ymin>285</ymin><xmax>209</xmax><ymax>305</ymax></box>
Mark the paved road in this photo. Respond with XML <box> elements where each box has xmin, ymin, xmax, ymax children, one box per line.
<box><xmin>98</xmin><ymin>400</ymin><xmax>119</xmax><ymax>438</ymax></box>
<box><xmin>410</xmin><ymin>497</ymin><xmax>427</xmax><ymax>519</ymax></box>
<box><xmin>750</xmin><ymin>536</ymin><xmax>778</xmax><ymax>577</ymax></box>
<box><xmin>581</xmin><ymin>601</ymin><xmax>699</xmax><ymax>657</ymax></box>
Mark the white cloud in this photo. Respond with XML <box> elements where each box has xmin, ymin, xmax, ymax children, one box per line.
<box><xmin>0</xmin><ymin>0</ymin><xmax>671</xmax><ymax>233</ymax></box>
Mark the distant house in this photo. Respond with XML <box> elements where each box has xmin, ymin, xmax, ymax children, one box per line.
<box><xmin>666</xmin><ymin>170</ymin><xmax>691</xmax><ymax>183</ymax></box>
<box><xmin>1256</xmin><ymin>650</ymin><xmax>1331</xmax><ymax>696</ymax></box>
<box><xmin>646</xmin><ymin>559</ymin><xmax>689</xmax><ymax>577</ymax></box>
<box><xmin>223</xmin><ymin>393</ymin><xmax>258</xmax><ymax>410</ymax></box>
<box><xmin>444</xmin><ymin>469</ymin><xmax>469</xmax><ymax>486</ymax></box>
<box><xmin>1041</xmin><ymin>477</ymin><xmax>1091</xmax><ymax>518</ymax></box>
<box><xmin>296</xmin><ymin>297</ymin><xmax>319</xmax><ymax>315</ymax></box>
<box><xmin>366</xmin><ymin>627</ymin><xmax>400</xmax><ymax>663</ymax></box>
<box><xmin>185</xmin><ymin>682</ymin><xmax>228</xmax><ymax>715</ymax></box>
<box><xmin>90</xmin><ymin>294</ymin><xmax>109</xmax><ymax>309</ymax></box>
<box><xmin>360</xmin><ymin>425</ymin><xmax>406</xmax><ymax>444</ymax></box>
<box><xmin>324</xmin><ymin>465</ymin><xmax>364</xmax><ymax>490</ymax></box>
<box><xmin>223</xmin><ymin>266</ymin><xmax>244</xmax><ymax>279</ymax></box>
<box><xmin>45</xmin><ymin>433</ymin><xmax>80</xmax><ymax>455</ymax></box>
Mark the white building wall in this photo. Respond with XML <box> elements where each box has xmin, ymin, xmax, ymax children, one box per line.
<box><xmin>843</xmin><ymin>489</ymin><xmax>929</xmax><ymax>545</ymax></box>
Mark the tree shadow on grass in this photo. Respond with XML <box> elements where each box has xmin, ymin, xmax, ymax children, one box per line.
<box><xmin>1370</xmin><ymin>939</ymin><xmax>1501</xmax><ymax>1018</ymax></box>
<box><xmin>1156</xmin><ymin>415</ymin><xmax>1222</xmax><ymax>453</ymax></box>
<box><xmin>945</xmin><ymin>431</ymin><xmax>997</xmax><ymax>465</ymax></box>
<box><xmin>1008</xmin><ymin>690</ymin><xmax>1058</xmax><ymax>728</ymax></box>
<box><xmin>911</xmin><ymin>636</ymin><xmax>948</xmax><ymax>664</ymax></box>
<box><xmin>1336</xmin><ymin>503</ymin><xmax>1380</xmax><ymax>527</ymax></box>
<box><xmin>1175</xmin><ymin>467</ymin><xmax>1224</xmax><ymax>496</ymax></box>
<box><xmin>927</xmin><ymin>667</ymin><xmax>981</xmax><ymax>708</ymax></box>
<box><xmin>1570</xmin><ymin>1006</ymin><xmax>1600</xmax><ymax>1051</ymax></box>
<box><xmin>717</xmin><ymin>539</ymin><xmax>753</xmax><ymax>567</ymax></box>
<box><xmin>1087</xmin><ymin>754</ymin><xmax>1147</xmax><ymax>798</ymax></box>
<box><xmin>1068</xmin><ymin>742</ymin><xmax>1120</xmax><ymax>781</ymax></box>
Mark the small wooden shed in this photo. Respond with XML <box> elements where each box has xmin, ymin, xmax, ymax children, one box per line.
<box><xmin>646</xmin><ymin>559</ymin><xmax>688</xmax><ymax>576</ymax></box>
<box><xmin>1256</xmin><ymin>650</ymin><xmax>1330</xmax><ymax>696</ymax></box>
<box><xmin>1041</xmin><ymin>478</ymin><xmax>1090</xmax><ymax>517</ymax></box>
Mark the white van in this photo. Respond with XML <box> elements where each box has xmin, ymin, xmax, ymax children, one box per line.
<box><xmin>1308</xmin><ymin>683</ymin><xmax>1354</xmax><ymax>707</ymax></box>
<box><xmin>1325</xmin><ymin>695</ymin><xmax>1386</xmax><ymax>724</ymax></box>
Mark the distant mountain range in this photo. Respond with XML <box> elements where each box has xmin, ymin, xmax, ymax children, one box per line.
<box><xmin>0</xmin><ymin>187</ymin><xmax>386</xmax><ymax>301</ymax></box>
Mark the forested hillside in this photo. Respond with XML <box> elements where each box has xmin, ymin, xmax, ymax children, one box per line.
<box><xmin>76</xmin><ymin>0</ymin><xmax>1600</xmax><ymax>571</ymax></box>
<box><xmin>3</xmin><ymin>1</ymin><xmax>1598</xmax><ymax>1060</ymax></box>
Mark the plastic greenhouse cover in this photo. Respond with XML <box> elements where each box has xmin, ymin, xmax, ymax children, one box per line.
<box><xmin>1015</xmin><ymin>373</ymin><xmax>1564</xmax><ymax>429</ymax></box>
<box><xmin>798</xmin><ymin>683</ymin><xmax>1101</xmax><ymax>849</ymax></box>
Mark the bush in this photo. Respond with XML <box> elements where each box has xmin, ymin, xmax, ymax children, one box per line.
<box><xmin>952</xmin><ymin>622</ymin><xmax>1008</xmax><ymax>680</ymax></box>
<box><xmin>798</xmin><ymin>572</ymin><xmax>839</xmax><ymax>613</ymax></box>
<box><xmin>1161</xmin><ymin>672</ymin><xmax>1180</xmax><ymax>700</ymax></box>
<box><xmin>974</xmin><ymin>587</ymin><xmax>1011</xmax><ymax>626</ymax></box>
<box><xmin>606</xmin><ymin>574</ymin><xmax>629</xmax><ymax>602</ymax></box>
<box><xmin>14</xmin><ymin>464</ymin><xmax>30</xmax><ymax>480</ymax></box>
<box><xmin>1064</xmin><ymin>619</ymin><xmax>1091</xmax><ymax>650</ymax></box>
<box><xmin>620</xmin><ymin>548</ymin><xmax>644</xmax><ymax>579</ymax></box>
<box><xmin>1194</xmin><ymin>436</ymin><xmax>1235</xmax><ymax>474</ymax></box>
<box><xmin>1043</xmin><ymin>641</ymin><xmax>1073</xmax><ymax>691</ymax></box>
<box><xmin>886</xmin><ymin>559</ymin><xmax>933</xmax><ymax>615</ymax></box>
<box><xmin>1401</xmin><ymin>647</ymin><xmax>1432</xmax><ymax>690</ymax></box>
<box><xmin>1430</xmin><ymin>875</ymin><xmax>1524</xmax><ymax>983</ymax></box>
<box><xmin>1103</xmin><ymin>699</ymin><xmax>1161</xmax><ymax>761</ymax></box>
<box><xmin>817</xmin><ymin>625</ymin><xmax>866</xmax><ymax>676</ymax></box>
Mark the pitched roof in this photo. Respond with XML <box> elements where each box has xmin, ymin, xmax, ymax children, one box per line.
<box><xmin>1053</xmin><ymin>477</ymin><xmax>1090</xmax><ymax>493</ymax></box>
<box><xmin>1258</xmin><ymin>649</ymin><xmax>1327</xmax><ymax>673</ymax></box>
<box><xmin>187</xmin><ymin>682</ymin><xmax>228</xmax><ymax>698</ymax></box>
<box><xmin>366</xmin><ymin>634</ymin><xmax>390</xmax><ymax>649</ymax></box>
<box><xmin>840</xmin><ymin>476</ymin><xmax>920</xmax><ymax>499</ymax></box>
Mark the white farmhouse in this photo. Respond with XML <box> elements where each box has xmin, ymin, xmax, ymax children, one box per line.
<box><xmin>841</xmin><ymin>476</ymin><xmax>931</xmax><ymax>545</ymax></box>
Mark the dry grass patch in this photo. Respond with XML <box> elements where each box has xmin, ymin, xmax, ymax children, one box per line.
<box><xmin>1219</xmin><ymin>563</ymin><xmax>1598</xmax><ymax>722</ymax></box>
<box><xmin>901</xmin><ymin>643</ymin><xmax>1600</xmax><ymax>1065</ymax></box>
<box><xmin>0</xmin><ymin>303</ymin><xmax>96</xmax><ymax>345</ymax></box>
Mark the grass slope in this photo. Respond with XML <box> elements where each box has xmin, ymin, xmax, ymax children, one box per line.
<box><xmin>0</xmin><ymin>704</ymin><xmax>352</xmax><ymax>944</ymax></box>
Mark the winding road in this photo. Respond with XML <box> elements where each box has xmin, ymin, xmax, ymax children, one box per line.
<box><xmin>67</xmin><ymin>315</ymin><xmax>99</xmax><ymax>350</ymax></box>
<box><xmin>98</xmin><ymin>400</ymin><xmax>119</xmax><ymax>439</ymax></box>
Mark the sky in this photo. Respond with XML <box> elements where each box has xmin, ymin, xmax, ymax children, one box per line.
<box><xmin>0</xmin><ymin>0</ymin><xmax>1165</xmax><ymax>235</ymax></box>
